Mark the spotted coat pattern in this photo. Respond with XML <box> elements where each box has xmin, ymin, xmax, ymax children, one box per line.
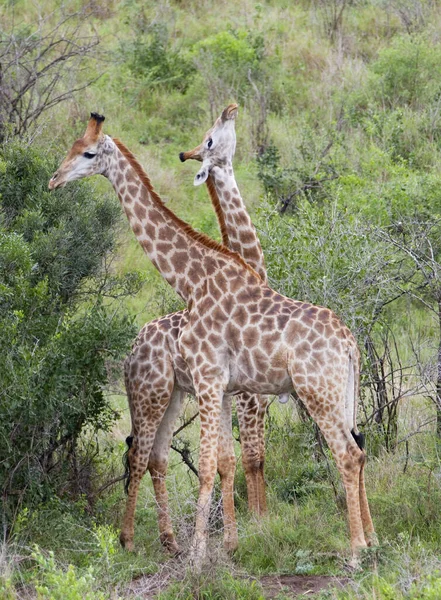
<box><xmin>49</xmin><ymin>114</ymin><xmax>375</xmax><ymax>569</ymax></box>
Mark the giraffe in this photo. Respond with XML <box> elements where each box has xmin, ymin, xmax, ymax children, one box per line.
<box><xmin>121</xmin><ymin>105</ymin><xmax>267</xmax><ymax>555</ymax></box>
<box><xmin>48</xmin><ymin>112</ymin><xmax>258</xmax><ymax>555</ymax></box>
<box><xmin>49</xmin><ymin>113</ymin><xmax>376</xmax><ymax>569</ymax></box>
<box><xmin>180</xmin><ymin>103</ymin><xmax>268</xmax><ymax>515</ymax></box>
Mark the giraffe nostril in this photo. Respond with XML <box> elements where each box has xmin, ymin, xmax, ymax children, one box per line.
<box><xmin>52</xmin><ymin>172</ymin><xmax>59</xmax><ymax>180</ymax></box>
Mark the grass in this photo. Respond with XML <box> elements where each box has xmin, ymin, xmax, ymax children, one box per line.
<box><xmin>4</xmin><ymin>419</ymin><xmax>441</xmax><ymax>597</ymax></box>
<box><xmin>4</xmin><ymin>0</ymin><xmax>441</xmax><ymax>596</ymax></box>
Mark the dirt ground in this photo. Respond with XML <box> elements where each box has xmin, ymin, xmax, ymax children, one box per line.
<box><xmin>258</xmin><ymin>574</ymin><xmax>349</xmax><ymax>598</ymax></box>
<box><xmin>127</xmin><ymin>570</ymin><xmax>350</xmax><ymax>599</ymax></box>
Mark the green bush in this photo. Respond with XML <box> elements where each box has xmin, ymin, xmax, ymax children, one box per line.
<box><xmin>191</xmin><ymin>29</ymin><xmax>266</xmax><ymax>106</ymax></box>
<box><xmin>31</xmin><ymin>546</ymin><xmax>107</xmax><ymax>600</ymax></box>
<box><xmin>371</xmin><ymin>35</ymin><xmax>441</xmax><ymax>109</ymax></box>
<box><xmin>0</xmin><ymin>143</ymin><xmax>138</xmax><ymax>532</ymax></box>
<box><xmin>121</xmin><ymin>22</ymin><xmax>195</xmax><ymax>93</ymax></box>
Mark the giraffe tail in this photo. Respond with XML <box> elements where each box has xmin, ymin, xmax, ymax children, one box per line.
<box><xmin>123</xmin><ymin>435</ymin><xmax>133</xmax><ymax>495</ymax></box>
<box><xmin>346</xmin><ymin>348</ymin><xmax>364</xmax><ymax>450</ymax></box>
<box><xmin>123</xmin><ymin>353</ymin><xmax>136</xmax><ymax>494</ymax></box>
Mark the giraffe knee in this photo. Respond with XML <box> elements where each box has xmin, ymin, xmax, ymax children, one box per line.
<box><xmin>342</xmin><ymin>446</ymin><xmax>365</xmax><ymax>475</ymax></box>
<box><xmin>148</xmin><ymin>456</ymin><xmax>168</xmax><ymax>479</ymax></box>
<box><xmin>242</xmin><ymin>447</ymin><xmax>262</xmax><ymax>475</ymax></box>
<box><xmin>217</xmin><ymin>454</ymin><xmax>236</xmax><ymax>478</ymax></box>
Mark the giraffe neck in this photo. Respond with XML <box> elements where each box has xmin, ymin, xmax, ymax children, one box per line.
<box><xmin>104</xmin><ymin>139</ymin><xmax>257</xmax><ymax>301</ymax></box>
<box><xmin>208</xmin><ymin>163</ymin><xmax>267</xmax><ymax>284</ymax></box>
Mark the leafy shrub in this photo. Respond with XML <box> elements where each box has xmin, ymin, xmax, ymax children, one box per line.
<box><xmin>122</xmin><ymin>22</ymin><xmax>195</xmax><ymax>93</ymax></box>
<box><xmin>371</xmin><ymin>35</ymin><xmax>441</xmax><ymax>108</ymax></box>
<box><xmin>31</xmin><ymin>546</ymin><xmax>106</xmax><ymax>600</ymax></box>
<box><xmin>0</xmin><ymin>143</ymin><xmax>138</xmax><ymax>532</ymax></box>
<box><xmin>191</xmin><ymin>29</ymin><xmax>266</xmax><ymax>109</ymax></box>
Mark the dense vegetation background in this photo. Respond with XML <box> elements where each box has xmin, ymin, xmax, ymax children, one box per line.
<box><xmin>2</xmin><ymin>0</ymin><xmax>441</xmax><ymax>598</ymax></box>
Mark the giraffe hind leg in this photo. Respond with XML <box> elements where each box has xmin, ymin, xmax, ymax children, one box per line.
<box><xmin>351</xmin><ymin>429</ymin><xmax>376</xmax><ymax>545</ymax></box>
<box><xmin>120</xmin><ymin>381</ymin><xmax>174</xmax><ymax>551</ymax></box>
<box><xmin>292</xmin><ymin>384</ymin><xmax>368</xmax><ymax>565</ymax></box>
<box><xmin>148</xmin><ymin>388</ymin><xmax>186</xmax><ymax>555</ymax></box>
<box><xmin>256</xmin><ymin>395</ymin><xmax>268</xmax><ymax>515</ymax></box>
<box><xmin>236</xmin><ymin>393</ymin><xmax>261</xmax><ymax>515</ymax></box>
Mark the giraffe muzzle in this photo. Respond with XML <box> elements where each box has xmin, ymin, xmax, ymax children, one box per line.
<box><xmin>179</xmin><ymin>146</ymin><xmax>202</xmax><ymax>162</ymax></box>
<box><xmin>48</xmin><ymin>172</ymin><xmax>59</xmax><ymax>190</ymax></box>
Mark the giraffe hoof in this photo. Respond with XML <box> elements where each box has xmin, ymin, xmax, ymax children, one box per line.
<box><xmin>119</xmin><ymin>533</ymin><xmax>135</xmax><ymax>552</ymax></box>
<box><xmin>366</xmin><ymin>531</ymin><xmax>379</xmax><ymax>547</ymax></box>
<box><xmin>160</xmin><ymin>534</ymin><xmax>181</xmax><ymax>556</ymax></box>
<box><xmin>224</xmin><ymin>536</ymin><xmax>239</xmax><ymax>554</ymax></box>
<box><xmin>188</xmin><ymin>540</ymin><xmax>206</xmax><ymax>573</ymax></box>
<box><xmin>347</xmin><ymin>555</ymin><xmax>362</xmax><ymax>571</ymax></box>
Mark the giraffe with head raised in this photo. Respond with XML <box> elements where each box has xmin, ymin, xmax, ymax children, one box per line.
<box><xmin>180</xmin><ymin>103</ymin><xmax>268</xmax><ymax>515</ymax></box>
<box><xmin>121</xmin><ymin>105</ymin><xmax>268</xmax><ymax>554</ymax></box>
<box><xmin>49</xmin><ymin>113</ymin><xmax>375</xmax><ymax>570</ymax></box>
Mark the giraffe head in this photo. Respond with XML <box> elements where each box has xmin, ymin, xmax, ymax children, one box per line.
<box><xmin>179</xmin><ymin>104</ymin><xmax>238</xmax><ymax>186</ymax></box>
<box><xmin>49</xmin><ymin>113</ymin><xmax>114</xmax><ymax>189</ymax></box>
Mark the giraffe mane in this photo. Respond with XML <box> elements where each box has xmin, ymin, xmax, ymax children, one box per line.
<box><xmin>206</xmin><ymin>174</ymin><xmax>230</xmax><ymax>248</ymax></box>
<box><xmin>112</xmin><ymin>138</ymin><xmax>261</xmax><ymax>280</ymax></box>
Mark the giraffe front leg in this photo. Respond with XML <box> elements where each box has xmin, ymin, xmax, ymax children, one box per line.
<box><xmin>189</xmin><ymin>385</ymin><xmax>223</xmax><ymax>572</ymax></box>
<box><xmin>217</xmin><ymin>395</ymin><xmax>238</xmax><ymax>553</ymax></box>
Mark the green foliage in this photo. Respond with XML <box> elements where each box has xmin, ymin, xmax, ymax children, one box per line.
<box><xmin>0</xmin><ymin>143</ymin><xmax>121</xmax><ymax>302</ymax></box>
<box><xmin>0</xmin><ymin>575</ymin><xmax>15</xmax><ymax>600</ymax></box>
<box><xmin>192</xmin><ymin>28</ymin><xmax>264</xmax><ymax>78</ymax></box>
<box><xmin>264</xmin><ymin>420</ymin><xmax>329</xmax><ymax>504</ymax></box>
<box><xmin>371</xmin><ymin>35</ymin><xmax>441</xmax><ymax>109</ymax></box>
<box><xmin>0</xmin><ymin>142</ymin><xmax>138</xmax><ymax>530</ymax></box>
<box><xmin>31</xmin><ymin>546</ymin><xmax>107</xmax><ymax>600</ymax></box>
<box><xmin>121</xmin><ymin>21</ymin><xmax>195</xmax><ymax>93</ymax></box>
<box><xmin>256</xmin><ymin>129</ymin><xmax>338</xmax><ymax>211</ymax></box>
<box><xmin>191</xmin><ymin>28</ymin><xmax>266</xmax><ymax>107</ymax></box>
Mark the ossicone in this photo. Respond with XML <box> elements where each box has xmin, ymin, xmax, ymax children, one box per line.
<box><xmin>90</xmin><ymin>112</ymin><xmax>105</xmax><ymax>123</ymax></box>
<box><xmin>221</xmin><ymin>104</ymin><xmax>238</xmax><ymax>122</ymax></box>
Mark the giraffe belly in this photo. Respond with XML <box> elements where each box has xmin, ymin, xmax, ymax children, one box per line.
<box><xmin>226</xmin><ymin>361</ymin><xmax>293</xmax><ymax>396</ymax></box>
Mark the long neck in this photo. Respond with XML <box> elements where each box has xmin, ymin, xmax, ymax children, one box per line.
<box><xmin>208</xmin><ymin>163</ymin><xmax>267</xmax><ymax>284</ymax></box>
<box><xmin>105</xmin><ymin>142</ymin><xmax>226</xmax><ymax>301</ymax></box>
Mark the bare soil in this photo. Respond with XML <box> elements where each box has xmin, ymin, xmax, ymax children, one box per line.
<box><xmin>127</xmin><ymin>570</ymin><xmax>350</xmax><ymax>598</ymax></box>
<box><xmin>259</xmin><ymin>574</ymin><xmax>350</xmax><ymax>598</ymax></box>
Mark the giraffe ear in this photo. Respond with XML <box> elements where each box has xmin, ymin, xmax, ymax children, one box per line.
<box><xmin>101</xmin><ymin>135</ymin><xmax>115</xmax><ymax>154</ymax></box>
<box><xmin>194</xmin><ymin>166</ymin><xmax>209</xmax><ymax>186</ymax></box>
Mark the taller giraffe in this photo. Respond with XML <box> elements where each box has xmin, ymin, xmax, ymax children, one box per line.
<box><xmin>121</xmin><ymin>105</ymin><xmax>267</xmax><ymax>555</ymax></box>
<box><xmin>50</xmin><ymin>114</ymin><xmax>375</xmax><ymax>569</ymax></box>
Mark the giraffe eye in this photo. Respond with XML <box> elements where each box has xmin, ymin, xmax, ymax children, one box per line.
<box><xmin>207</xmin><ymin>138</ymin><xmax>213</xmax><ymax>149</ymax></box>
<box><xmin>83</xmin><ymin>152</ymin><xmax>96</xmax><ymax>159</ymax></box>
